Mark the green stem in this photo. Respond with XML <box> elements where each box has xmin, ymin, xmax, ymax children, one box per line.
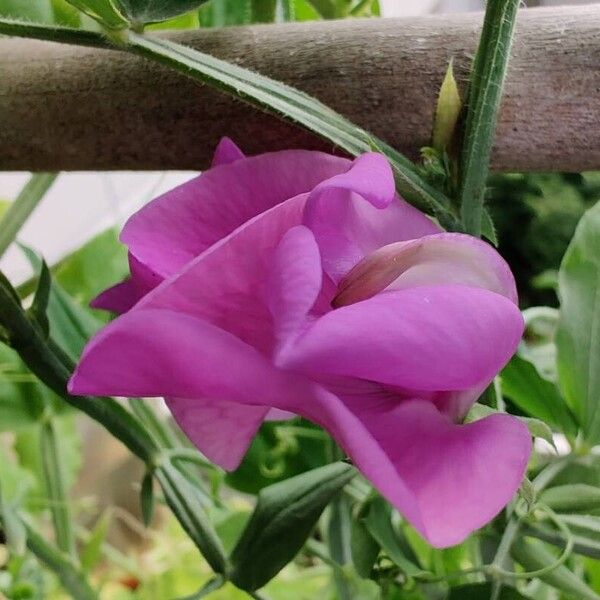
<box><xmin>155</xmin><ymin>461</ymin><xmax>228</xmax><ymax>575</ymax></box>
<box><xmin>459</xmin><ymin>0</ymin><xmax>520</xmax><ymax>236</ymax></box>
<box><xmin>129</xmin><ymin>398</ymin><xmax>179</xmax><ymax>449</ymax></box>
<box><xmin>488</xmin><ymin>513</ymin><xmax>523</xmax><ymax>600</ymax></box>
<box><xmin>40</xmin><ymin>417</ymin><xmax>77</xmax><ymax>559</ymax></box>
<box><xmin>0</xmin><ymin>511</ymin><xmax>98</xmax><ymax>600</ymax></box>
<box><xmin>327</xmin><ymin>495</ymin><xmax>353</xmax><ymax>600</ymax></box>
<box><xmin>0</xmin><ymin>271</ymin><xmax>157</xmax><ymax>462</ymax></box>
<box><xmin>0</xmin><ymin>173</ymin><xmax>57</xmax><ymax>258</ymax></box>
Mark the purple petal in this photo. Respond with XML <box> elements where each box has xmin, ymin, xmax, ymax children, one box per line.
<box><xmin>341</xmin><ymin>398</ymin><xmax>530</xmax><ymax>546</ymax></box>
<box><xmin>280</xmin><ymin>284</ymin><xmax>524</xmax><ymax>391</ymax></box>
<box><xmin>90</xmin><ymin>279</ymin><xmax>138</xmax><ymax>313</ymax></box>
<box><xmin>267</xmin><ymin>225</ymin><xmax>323</xmax><ymax>351</ymax></box>
<box><xmin>166</xmin><ymin>397</ymin><xmax>268</xmax><ymax>470</ymax></box>
<box><xmin>303</xmin><ymin>153</ymin><xmax>439</xmax><ymax>283</ymax></box>
<box><xmin>136</xmin><ymin>194</ymin><xmax>308</xmax><ymax>354</ymax></box>
<box><xmin>121</xmin><ymin>150</ymin><xmax>349</xmax><ymax>279</ymax></box>
<box><xmin>334</xmin><ymin>233</ymin><xmax>518</xmax><ymax>308</ymax></box>
<box><xmin>211</xmin><ymin>137</ymin><xmax>246</xmax><ymax>167</ymax></box>
<box><xmin>91</xmin><ymin>254</ymin><xmax>161</xmax><ymax>313</ymax></box>
<box><xmin>68</xmin><ymin>307</ymin><xmax>317</xmax><ymax>468</ymax></box>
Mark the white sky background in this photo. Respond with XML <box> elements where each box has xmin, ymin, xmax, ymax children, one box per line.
<box><xmin>0</xmin><ymin>0</ymin><xmax>594</xmax><ymax>282</ymax></box>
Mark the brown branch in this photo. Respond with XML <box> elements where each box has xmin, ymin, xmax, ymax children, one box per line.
<box><xmin>1</xmin><ymin>5</ymin><xmax>599</xmax><ymax>172</ymax></box>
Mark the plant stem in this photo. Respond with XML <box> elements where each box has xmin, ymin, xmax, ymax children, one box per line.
<box><xmin>40</xmin><ymin>417</ymin><xmax>77</xmax><ymax>559</ymax></box>
<box><xmin>0</xmin><ymin>173</ymin><xmax>57</xmax><ymax>258</ymax></box>
<box><xmin>0</xmin><ymin>510</ymin><xmax>98</xmax><ymax>600</ymax></box>
<box><xmin>328</xmin><ymin>494</ymin><xmax>353</xmax><ymax>600</ymax></box>
<box><xmin>459</xmin><ymin>0</ymin><xmax>520</xmax><ymax>236</ymax></box>
<box><xmin>488</xmin><ymin>514</ymin><xmax>523</xmax><ymax>600</ymax></box>
<box><xmin>0</xmin><ymin>271</ymin><xmax>157</xmax><ymax>462</ymax></box>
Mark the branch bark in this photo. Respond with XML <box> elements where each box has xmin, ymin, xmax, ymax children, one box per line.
<box><xmin>1</xmin><ymin>5</ymin><xmax>599</xmax><ymax>172</ymax></box>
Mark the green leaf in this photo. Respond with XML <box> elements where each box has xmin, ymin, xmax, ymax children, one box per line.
<box><xmin>540</xmin><ymin>484</ymin><xmax>600</xmax><ymax>513</ymax></box>
<box><xmin>448</xmin><ymin>583</ymin><xmax>531</xmax><ymax>599</ymax></box>
<box><xmin>230</xmin><ymin>462</ymin><xmax>355</xmax><ymax>591</ymax></box>
<box><xmin>0</xmin><ymin>0</ymin><xmax>53</xmax><ymax>22</ymax></box>
<box><xmin>155</xmin><ymin>461</ymin><xmax>228</xmax><ymax>575</ymax></box>
<box><xmin>511</xmin><ymin>537</ymin><xmax>600</xmax><ymax>600</ymax></box>
<box><xmin>198</xmin><ymin>0</ymin><xmax>251</xmax><ymax>27</ymax></box>
<box><xmin>250</xmin><ymin>0</ymin><xmax>276</xmax><ymax>22</ymax></box>
<box><xmin>140</xmin><ymin>471</ymin><xmax>155</xmax><ymax>527</ymax></box>
<box><xmin>501</xmin><ymin>354</ymin><xmax>577</xmax><ymax>435</ymax></box>
<box><xmin>53</xmin><ymin>228</ymin><xmax>128</xmax><ymax>309</ymax></box>
<box><xmin>432</xmin><ymin>59</ymin><xmax>461</xmax><ymax>153</ymax></box>
<box><xmin>64</xmin><ymin>0</ymin><xmax>128</xmax><ymax>28</ymax></box>
<box><xmin>362</xmin><ymin>496</ymin><xmax>426</xmax><ymax>578</ymax></box>
<box><xmin>0</xmin><ymin>173</ymin><xmax>57</xmax><ymax>259</ymax></box>
<box><xmin>459</xmin><ymin>0</ymin><xmax>519</xmax><ymax>236</ymax></box>
<box><xmin>116</xmin><ymin>0</ymin><xmax>210</xmax><ymax>25</ymax></box>
<box><xmin>20</xmin><ymin>244</ymin><xmax>102</xmax><ymax>361</ymax></box>
<box><xmin>39</xmin><ymin>418</ymin><xmax>76</xmax><ymax>557</ymax></box>
<box><xmin>351</xmin><ymin>513</ymin><xmax>379</xmax><ymax>578</ymax></box>
<box><xmin>465</xmin><ymin>403</ymin><xmax>555</xmax><ymax>447</ymax></box>
<box><xmin>15</xmin><ymin>415</ymin><xmax>82</xmax><ymax>500</ymax></box>
<box><xmin>0</xmin><ymin>478</ymin><xmax>27</xmax><ymax>556</ymax></box>
<box><xmin>521</xmin><ymin>306</ymin><xmax>559</xmax><ymax>382</ymax></box>
<box><xmin>80</xmin><ymin>510</ymin><xmax>111</xmax><ymax>573</ymax></box>
<box><xmin>524</xmin><ymin>516</ymin><xmax>600</xmax><ymax>560</ymax></box>
<box><xmin>51</xmin><ymin>0</ymin><xmax>83</xmax><ymax>26</ymax></box>
<box><xmin>556</xmin><ymin>201</ymin><xmax>600</xmax><ymax>444</ymax></box>
<box><xmin>29</xmin><ymin>260</ymin><xmax>51</xmax><ymax>337</ymax></box>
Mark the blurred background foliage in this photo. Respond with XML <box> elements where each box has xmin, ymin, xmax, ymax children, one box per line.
<box><xmin>2</xmin><ymin>1</ymin><xmax>600</xmax><ymax>599</ymax></box>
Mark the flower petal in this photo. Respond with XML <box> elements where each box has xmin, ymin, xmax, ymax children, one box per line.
<box><xmin>68</xmin><ymin>307</ymin><xmax>315</xmax><ymax>468</ymax></box>
<box><xmin>334</xmin><ymin>232</ymin><xmax>518</xmax><ymax>308</ymax></box>
<box><xmin>338</xmin><ymin>398</ymin><xmax>531</xmax><ymax>547</ymax></box>
<box><xmin>211</xmin><ymin>137</ymin><xmax>246</xmax><ymax>167</ymax></box>
<box><xmin>303</xmin><ymin>153</ymin><xmax>439</xmax><ymax>282</ymax></box>
<box><xmin>91</xmin><ymin>254</ymin><xmax>161</xmax><ymax>312</ymax></box>
<box><xmin>267</xmin><ymin>225</ymin><xmax>323</xmax><ymax>351</ymax></box>
<box><xmin>166</xmin><ymin>397</ymin><xmax>268</xmax><ymax>470</ymax></box>
<box><xmin>280</xmin><ymin>284</ymin><xmax>524</xmax><ymax>391</ymax></box>
<box><xmin>122</xmin><ymin>150</ymin><xmax>349</xmax><ymax>279</ymax></box>
<box><xmin>136</xmin><ymin>194</ymin><xmax>308</xmax><ymax>354</ymax></box>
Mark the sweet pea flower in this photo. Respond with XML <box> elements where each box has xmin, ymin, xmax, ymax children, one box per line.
<box><xmin>69</xmin><ymin>138</ymin><xmax>531</xmax><ymax>548</ymax></box>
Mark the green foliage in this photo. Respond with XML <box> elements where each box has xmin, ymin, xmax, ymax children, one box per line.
<box><xmin>230</xmin><ymin>462</ymin><xmax>355</xmax><ymax>590</ymax></box>
<box><xmin>556</xmin><ymin>201</ymin><xmax>600</xmax><ymax>444</ymax></box>
<box><xmin>501</xmin><ymin>355</ymin><xmax>577</xmax><ymax>434</ymax></box>
<box><xmin>225</xmin><ymin>420</ymin><xmax>329</xmax><ymax>494</ymax></box>
<box><xmin>116</xmin><ymin>0</ymin><xmax>209</xmax><ymax>26</ymax></box>
<box><xmin>448</xmin><ymin>583</ymin><xmax>531</xmax><ymax>599</ymax></box>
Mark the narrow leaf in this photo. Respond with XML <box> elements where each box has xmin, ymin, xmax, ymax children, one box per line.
<box><xmin>64</xmin><ymin>0</ymin><xmax>128</xmax><ymax>28</ymax></box>
<box><xmin>116</xmin><ymin>0</ymin><xmax>210</xmax><ymax>25</ymax></box>
<box><xmin>501</xmin><ymin>354</ymin><xmax>578</xmax><ymax>435</ymax></box>
<box><xmin>155</xmin><ymin>462</ymin><xmax>228</xmax><ymax>574</ymax></box>
<box><xmin>140</xmin><ymin>471</ymin><xmax>155</xmax><ymax>527</ymax></box>
<box><xmin>448</xmin><ymin>583</ymin><xmax>531</xmax><ymax>599</ymax></box>
<box><xmin>230</xmin><ymin>462</ymin><xmax>355</xmax><ymax>591</ymax></box>
<box><xmin>0</xmin><ymin>173</ymin><xmax>57</xmax><ymax>259</ymax></box>
<box><xmin>80</xmin><ymin>510</ymin><xmax>111</xmax><ymax>573</ymax></box>
<box><xmin>540</xmin><ymin>484</ymin><xmax>600</xmax><ymax>513</ymax></box>
<box><xmin>432</xmin><ymin>59</ymin><xmax>462</xmax><ymax>153</ymax></box>
<box><xmin>29</xmin><ymin>259</ymin><xmax>52</xmax><ymax>336</ymax></box>
<box><xmin>362</xmin><ymin>497</ymin><xmax>426</xmax><ymax>578</ymax></box>
<box><xmin>511</xmin><ymin>537</ymin><xmax>600</xmax><ymax>600</ymax></box>
<box><xmin>556</xmin><ymin>201</ymin><xmax>600</xmax><ymax>443</ymax></box>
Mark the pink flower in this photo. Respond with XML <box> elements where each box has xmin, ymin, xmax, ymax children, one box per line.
<box><xmin>69</xmin><ymin>139</ymin><xmax>531</xmax><ymax>548</ymax></box>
